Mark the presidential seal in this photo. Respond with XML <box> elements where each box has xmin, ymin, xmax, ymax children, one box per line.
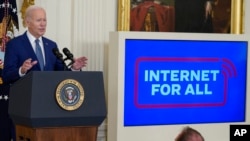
<box><xmin>55</xmin><ymin>79</ymin><xmax>84</xmax><ymax>111</ymax></box>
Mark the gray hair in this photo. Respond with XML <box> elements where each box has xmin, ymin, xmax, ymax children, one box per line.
<box><xmin>25</xmin><ymin>5</ymin><xmax>45</xmax><ymax>21</ymax></box>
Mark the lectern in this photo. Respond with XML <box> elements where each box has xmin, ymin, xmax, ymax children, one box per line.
<box><xmin>8</xmin><ymin>71</ymin><xmax>107</xmax><ymax>141</ymax></box>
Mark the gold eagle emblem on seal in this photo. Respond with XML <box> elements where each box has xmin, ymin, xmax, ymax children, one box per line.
<box><xmin>55</xmin><ymin>79</ymin><xmax>84</xmax><ymax>111</ymax></box>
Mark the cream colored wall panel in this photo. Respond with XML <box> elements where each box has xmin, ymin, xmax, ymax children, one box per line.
<box><xmin>36</xmin><ymin>0</ymin><xmax>72</xmax><ymax>51</ymax></box>
<box><xmin>71</xmin><ymin>0</ymin><xmax>105</xmax><ymax>71</ymax></box>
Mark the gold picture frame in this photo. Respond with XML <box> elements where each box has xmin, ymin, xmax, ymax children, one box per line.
<box><xmin>118</xmin><ymin>0</ymin><xmax>244</xmax><ymax>34</ymax></box>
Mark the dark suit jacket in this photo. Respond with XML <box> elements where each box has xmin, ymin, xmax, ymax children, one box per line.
<box><xmin>2</xmin><ymin>32</ymin><xmax>65</xmax><ymax>84</ymax></box>
<box><xmin>175</xmin><ymin>0</ymin><xmax>213</xmax><ymax>32</ymax></box>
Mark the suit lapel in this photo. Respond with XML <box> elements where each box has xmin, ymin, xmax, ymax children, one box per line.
<box><xmin>22</xmin><ymin>33</ymin><xmax>38</xmax><ymax>62</ymax></box>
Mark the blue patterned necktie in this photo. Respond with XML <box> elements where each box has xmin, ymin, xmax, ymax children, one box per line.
<box><xmin>35</xmin><ymin>39</ymin><xmax>44</xmax><ymax>70</ymax></box>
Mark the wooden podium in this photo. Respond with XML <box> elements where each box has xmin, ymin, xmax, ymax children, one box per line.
<box><xmin>15</xmin><ymin>125</ymin><xmax>97</xmax><ymax>141</ymax></box>
<box><xmin>8</xmin><ymin>71</ymin><xmax>107</xmax><ymax>141</ymax></box>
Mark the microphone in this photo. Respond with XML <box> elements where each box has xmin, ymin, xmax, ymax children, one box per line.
<box><xmin>52</xmin><ymin>48</ymin><xmax>63</xmax><ymax>61</ymax></box>
<box><xmin>52</xmin><ymin>48</ymin><xmax>67</xmax><ymax>70</ymax></box>
<box><xmin>62</xmin><ymin>47</ymin><xmax>75</xmax><ymax>66</ymax></box>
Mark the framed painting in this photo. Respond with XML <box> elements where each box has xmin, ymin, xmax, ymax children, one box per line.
<box><xmin>118</xmin><ymin>0</ymin><xmax>244</xmax><ymax>34</ymax></box>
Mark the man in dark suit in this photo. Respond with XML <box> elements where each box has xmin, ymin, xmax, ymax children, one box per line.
<box><xmin>1</xmin><ymin>6</ymin><xmax>87</xmax><ymax>141</ymax></box>
<box><xmin>2</xmin><ymin>5</ymin><xmax>87</xmax><ymax>84</ymax></box>
<box><xmin>175</xmin><ymin>0</ymin><xmax>214</xmax><ymax>33</ymax></box>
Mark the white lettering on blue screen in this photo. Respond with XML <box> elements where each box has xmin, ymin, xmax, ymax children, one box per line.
<box><xmin>144</xmin><ymin>70</ymin><xmax>220</xmax><ymax>96</ymax></box>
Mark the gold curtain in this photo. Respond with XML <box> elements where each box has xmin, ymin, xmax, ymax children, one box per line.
<box><xmin>21</xmin><ymin>0</ymin><xmax>35</xmax><ymax>27</ymax></box>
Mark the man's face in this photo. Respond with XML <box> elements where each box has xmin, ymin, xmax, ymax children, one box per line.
<box><xmin>26</xmin><ymin>9</ymin><xmax>47</xmax><ymax>38</ymax></box>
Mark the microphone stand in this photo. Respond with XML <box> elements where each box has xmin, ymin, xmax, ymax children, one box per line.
<box><xmin>63</xmin><ymin>58</ymin><xmax>74</xmax><ymax>71</ymax></box>
<box><xmin>53</xmin><ymin>48</ymin><xmax>69</xmax><ymax>71</ymax></box>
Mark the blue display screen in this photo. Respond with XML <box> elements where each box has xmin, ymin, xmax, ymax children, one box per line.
<box><xmin>124</xmin><ymin>39</ymin><xmax>248</xmax><ymax>126</ymax></box>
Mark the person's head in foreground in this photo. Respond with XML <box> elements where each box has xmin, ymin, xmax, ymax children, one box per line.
<box><xmin>175</xmin><ymin>126</ymin><xmax>205</xmax><ymax>141</ymax></box>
